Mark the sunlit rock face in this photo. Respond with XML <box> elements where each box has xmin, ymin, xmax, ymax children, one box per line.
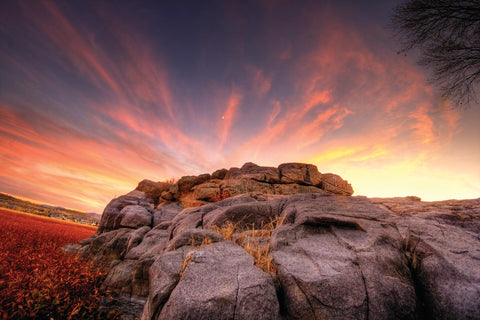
<box><xmin>68</xmin><ymin>163</ymin><xmax>480</xmax><ymax>320</ymax></box>
<box><xmin>148</xmin><ymin>162</ymin><xmax>353</xmax><ymax>209</ymax></box>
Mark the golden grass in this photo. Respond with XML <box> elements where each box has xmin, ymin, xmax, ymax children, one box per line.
<box><xmin>162</xmin><ymin>177</ymin><xmax>177</xmax><ymax>185</ymax></box>
<box><xmin>179</xmin><ymin>254</ymin><xmax>192</xmax><ymax>277</ymax></box>
<box><xmin>177</xmin><ymin>235</ymin><xmax>214</xmax><ymax>277</ymax></box>
<box><xmin>211</xmin><ymin>216</ymin><xmax>285</xmax><ymax>274</ymax></box>
<box><xmin>178</xmin><ymin>216</ymin><xmax>285</xmax><ymax>277</ymax></box>
<box><xmin>189</xmin><ymin>235</ymin><xmax>213</xmax><ymax>248</ymax></box>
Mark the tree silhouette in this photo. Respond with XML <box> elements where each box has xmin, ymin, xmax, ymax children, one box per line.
<box><xmin>392</xmin><ymin>0</ymin><xmax>480</xmax><ymax>106</ymax></box>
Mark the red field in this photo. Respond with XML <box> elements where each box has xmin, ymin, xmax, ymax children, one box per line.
<box><xmin>0</xmin><ymin>208</ymin><xmax>112</xmax><ymax>319</ymax></box>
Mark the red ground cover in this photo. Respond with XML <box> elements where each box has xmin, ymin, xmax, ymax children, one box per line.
<box><xmin>0</xmin><ymin>208</ymin><xmax>112</xmax><ymax>319</ymax></box>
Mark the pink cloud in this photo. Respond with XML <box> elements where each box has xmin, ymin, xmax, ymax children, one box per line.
<box><xmin>35</xmin><ymin>1</ymin><xmax>124</xmax><ymax>98</ymax></box>
<box><xmin>217</xmin><ymin>90</ymin><xmax>243</xmax><ymax>151</ymax></box>
<box><xmin>246</xmin><ymin>66</ymin><xmax>272</xmax><ymax>97</ymax></box>
<box><xmin>1</xmin><ymin>1</ymin><xmax>476</xmax><ymax>212</ymax></box>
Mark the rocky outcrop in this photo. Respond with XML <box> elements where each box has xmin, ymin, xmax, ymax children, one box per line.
<box><xmin>67</xmin><ymin>163</ymin><xmax>480</xmax><ymax>320</ymax></box>
<box><xmin>123</xmin><ymin>162</ymin><xmax>354</xmax><ymax>209</ymax></box>
<box><xmin>136</xmin><ymin>180</ymin><xmax>172</xmax><ymax>207</ymax></box>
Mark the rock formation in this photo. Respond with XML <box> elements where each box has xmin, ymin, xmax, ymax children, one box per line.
<box><xmin>66</xmin><ymin>163</ymin><xmax>480</xmax><ymax>320</ymax></box>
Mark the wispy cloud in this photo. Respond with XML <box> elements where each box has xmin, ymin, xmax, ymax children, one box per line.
<box><xmin>225</xmin><ymin>8</ymin><xmax>474</xmax><ymax>202</ymax></box>
<box><xmin>217</xmin><ymin>90</ymin><xmax>242</xmax><ymax>152</ymax></box>
<box><xmin>0</xmin><ymin>0</ymin><xmax>478</xmax><ymax>212</ymax></box>
<box><xmin>246</xmin><ymin>65</ymin><xmax>272</xmax><ymax>97</ymax></box>
<box><xmin>30</xmin><ymin>0</ymin><xmax>124</xmax><ymax>97</ymax></box>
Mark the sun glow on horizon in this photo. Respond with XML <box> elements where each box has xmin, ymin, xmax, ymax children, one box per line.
<box><xmin>0</xmin><ymin>0</ymin><xmax>478</xmax><ymax>212</ymax></box>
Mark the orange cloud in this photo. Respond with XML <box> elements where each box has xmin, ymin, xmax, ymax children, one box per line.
<box><xmin>295</xmin><ymin>105</ymin><xmax>352</xmax><ymax>149</ymax></box>
<box><xmin>217</xmin><ymin>90</ymin><xmax>242</xmax><ymax>151</ymax></box>
<box><xmin>408</xmin><ymin>105</ymin><xmax>435</xmax><ymax>144</ymax></box>
<box><xmin>225</xmin><ymin>9</ymin><xmax>470</xmax><ymax>198</ymax></box>
<box><xmin>0</xmin><ymin>103</ymin><xmax>208</xmax><ymax>212</ymax></box>
<box><xmin>228</xmin><ymin>87</ymin><xmax>333</xmax><ymax>163</ymax></box>
<box><xmin>1</xmin><ymin>1</ymin><xmax>477</xmax><ymax>213</ymax></box>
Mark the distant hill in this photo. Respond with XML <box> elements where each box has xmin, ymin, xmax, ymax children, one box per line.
<box><xmin>0</xmin><ymin>193</ymin><xmax>100</xmax><ymax>226</ymax></box>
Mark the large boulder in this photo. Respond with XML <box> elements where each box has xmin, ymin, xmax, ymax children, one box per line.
<box><xmin>77</xmin><ymin>228</ymin><xmax>140</xmax><ymax>262</ymax></box>
<box><xmin>167</xmin><ymin>207</ymin><xmax>205</xmax><ymax>239</ymax></box>
<box><xmin>152</xmin><ymin>203</ymin><xmax>182</xmax><ymax>227</ymax></box>
<box><xmin>271</xmin><ymin>195</ymin><xmax>416</xmax><ymax>320</ymax></box>
<box><xmin>192</xmin><ymin>182</ymin><xmax>221</xmax><ymax>201</ymax></box>
<box><xmin>375</xmin><ymin>197</ymin><xmax>480</xmax><ymax>319</ymax></box>
<box><xmin>156</xmin><ymin>242</ymin><xmax>280</xmax><ymax>320</ymax></box>
<box><xmin>98</xmin><ymin>195</ymin><xmax>152</xmax><ymax>232</ymax></box>
<box><xmin>141</xmin><ymin>248</ymin><xmax>192</xmax><ymax>320</ymax></box>
<box><xmin>125</xmin><ymin>227</ymin><xmax>170</xmax><ymax>260</ymax></box>
<box><xmin>136</xmin><ymin>179</ymin><xmax>172</xmax><ymax>206</ymax></box>
<box><xmin>174</xmin><ymin>174</ymin><xmax>211</xmax><ymax>196</ymax></box>
<box><xmin>211</xmin><ymin>168</ymin><xmax>228</xmax><ymax>179</ymax></box>
<box><xmin>101</xmin><ymin>257</ymin><xmax>152</xmax><ymax>298</ymax></box>
<box><xmin>321</xmin><ymin>173</ymin><xmax>354</xmax><ymax>196</ymax></box>
<box><xmin>226</xmin><ymin>162</ymin><xmax>281</xmax><ymax>184</ymax></box>
<box><xmin>120</xmin><ymin>205</ymin><xmax>153</xmax><ymax>228</ymax></box>
<box><xmin>278</xmin><ymin>162</ymin><xmax>322</xmax><ymax>186</ymax></box>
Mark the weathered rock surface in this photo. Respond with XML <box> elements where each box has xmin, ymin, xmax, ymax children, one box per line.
<box><xmin>68</xmin><ymin>163</ymin><xmax>480</xmax><ymax>320</ymax></box>
<box><xmin>152</xmin><ymin>162</ymin><xmax>354</xmax><ymax>207</ymax></box>
<box><xmin>152</xmin><ymin>203</ymin><xmax>182</xmax><ymax>227</ymax></box>
<box><xmin>136</xmin><ymin>180</ymin><xmax>172</xmax><ymax>206</ymax></box>
<box><xmin>98</xmin><ymin>195</ymin><xmax>153</xmax><ymax>232</ymax></box>
<box><xmin>278</xmin><ymin>162</ymin><xmax>322</xmax><ymax>185</ymax></box>
<box><xmin>321</xmin><ymin>173</ymin><xmax>355</xmax><ymax>196</ymax></box>
<box><xmin>227</xmin><ymin>162</ymin><xmax>281</xmax><ymax>184</ymax></box>
<box><xmin>158</xmin><ymin>242</ymin><xmax>280</xmax><ymax>320</ymax></box>
<box><xmin>373</xmin><ymin>197</ymin><xmax>480</xmax><ymax>319</ymax></box>
<box><xmin>271</xmin><ymin>195</ymin><xmax>416</xmax><ymax>320</ymax></box>
<box><xmin>120</xmin><ymin>205</ymin><xmax>152</xmax><ymax>229</ymax></box>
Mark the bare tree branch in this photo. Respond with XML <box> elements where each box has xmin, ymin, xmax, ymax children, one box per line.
<box><xmin>391</xmin><ymin>0</ymin><xmax>480</xmax><ymax>106</ymax></box>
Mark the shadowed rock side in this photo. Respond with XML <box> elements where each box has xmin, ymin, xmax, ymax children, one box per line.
<box><xmin>65</xmin><ymin>163</ymin><xmax>480</xmax><ymax>320</ymax></box>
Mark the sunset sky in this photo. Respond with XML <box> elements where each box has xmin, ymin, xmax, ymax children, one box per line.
<box><xmin>1</xmin><ymin>0</ymin><xmax>479</xmax><ymax>213</ymax></box>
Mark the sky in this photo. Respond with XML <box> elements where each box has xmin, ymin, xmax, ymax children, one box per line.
<box><xmin>0</xmin><ymin>0</ymin><xmax>479</xmax><ymax>213</ymax></box>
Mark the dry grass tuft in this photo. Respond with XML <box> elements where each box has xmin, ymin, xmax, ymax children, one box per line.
<box><xmin>178</xmin><ymin>236</ymin><xmax>213</xmax><ymax>277</ymax></box>
<box><xmin>209</xmin><ymin>190</ymin><xmax>232</xmax><ymax>203</ymax></box>
<box><xmin>211</xmin><ymin>216</ymin><xmax>285</xmax><ymax>274</ymax></box>
<box><xmin>179</xmin><ymin>254</ymin><xmax>192</xmax><ymax>277</ymax></box>
<box><xmin>189</xmin><ymin>235</ymin><xmax>213</xmax><ymax>248</ymax></box>
<box><xmin>162</xmin><ymin>177</ymin><xmax>177</xmax><ymax>185</ymax></box>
